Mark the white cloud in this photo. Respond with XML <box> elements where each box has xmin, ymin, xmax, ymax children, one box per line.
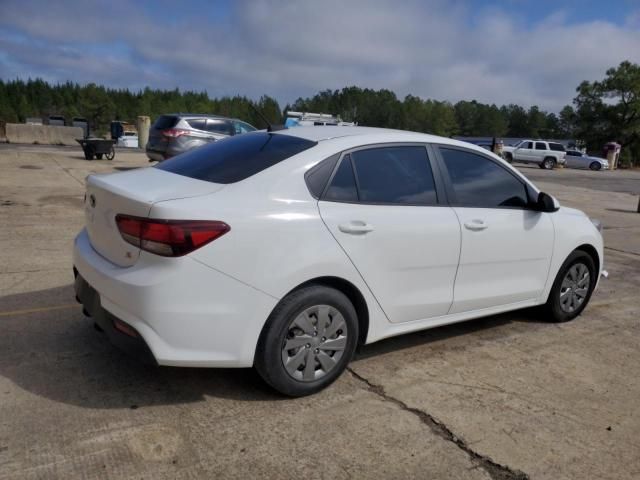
<box><xmin>1</xmin><ymin>0</ymin><xmax>639</xmax><ymax>111</ymax></box>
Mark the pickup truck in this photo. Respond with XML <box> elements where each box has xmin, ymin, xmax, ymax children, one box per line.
<box><xmin>502</xmin><ymin>140</ymin><xmax>566</xmax><ymax>169</ymax></box>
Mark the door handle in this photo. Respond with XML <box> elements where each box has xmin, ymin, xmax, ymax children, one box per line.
<box><xmin>338</xmin><ymin>221</ymin><xmax>374</xmax><ymax>235</ymax></box>
<box><xmin>464</xmin><ymin>219</ymin><xmax>488</xmax><ymax>231</ymax></box>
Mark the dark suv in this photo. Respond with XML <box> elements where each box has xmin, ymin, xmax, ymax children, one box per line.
<box><xmin>146</xmin><ymin>114</ymin><xmax>257</xmax><ymax>161</ymax></box>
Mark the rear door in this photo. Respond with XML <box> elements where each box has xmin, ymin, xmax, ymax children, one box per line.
<box><xmin>435</xmin><ymin>146</ymin><xmax>554</xmax><ymax>313</ymax></box>
<box><xmin>534</xmin><ymin>142</ymin><xmax>548</xmax><ymax>163</ymax></box>
<box><xmin>318</xmin><ymin>145</ymin><xmax>461</xmax><ymax>323</ymax></box>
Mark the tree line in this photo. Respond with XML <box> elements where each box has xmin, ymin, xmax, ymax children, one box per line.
<box><xmin>1</xmin><ymin>61</ymin><xmax>638</xmax><ymax>165</ymax></box>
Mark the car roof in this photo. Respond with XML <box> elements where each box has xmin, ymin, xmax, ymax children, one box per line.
<box><xmin>165</xmin><ymin>113</ymin><xmax>234</xmax><ymax>120</ymax></box>
<box><xmin>272</xmin><ymin>125</ymin><xmax>487</xmax><ymax>150</ymax></box>
<box><xmin>274</xmin><ymin>125</ymin><xmax>442</xmax><ymax>142</ymax></box>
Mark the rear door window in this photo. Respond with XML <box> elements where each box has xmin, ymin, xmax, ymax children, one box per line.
<box><xmin>535</xmin><ymin>142</ymin><xmax>547</xmax><ymax>150</ymax></box>
<box><xmin>205</xmin><ymin>119</ymin><xmax>234</xmax><ymax>135</ymax></box>
<box><xmin>187</xmin><ymin>119</ymin><xmax>207</xmax><ymax>131</ymax></box>
<box><xmin>350</xmin><ymin>146</ymin><xmax>437</xmax><ymax>205</ymax></box>
<box><xmin>156</xmin><ymin>132</ymin><xmax>317</xmax><ymax>184</ymax></box>
<box><xmin>549</xmin><ymin>143</ymin><xmax>565</xmax><ymax>151</ymax></box>
<box><xmin>324</xmin><ymin>155</ymin><xmax>358</xmax><ymax>202</ymax></box>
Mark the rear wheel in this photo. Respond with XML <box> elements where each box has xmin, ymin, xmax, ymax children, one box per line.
<box><xmin>589</xmin><ymin>161</ymin><xmax>601</xmax><ymax>171</ymax></box>
<box><xmin>255</xmin><ymin>285</ymin><xmax>358</xmax><ymax>397</ymax></box>
<box><xmin>544</xmin><ymin>250</ymin><xmax>596</xmax><ymax>322</ymax></box>
<box><xmin>542</xmin><ymin>157</ymin><xmax>556</xmax><ymax>170</ymax></box>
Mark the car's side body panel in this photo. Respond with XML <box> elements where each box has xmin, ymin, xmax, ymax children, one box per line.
<box><xmin>449</xmin><ymin>208</ymin><xmax>554</xmax><ymax>313</ymax></box>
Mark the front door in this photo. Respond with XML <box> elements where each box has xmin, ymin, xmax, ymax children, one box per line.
<box><xmin>436</xmin><ymin>146</ymin><xmax>554</xmax><ymax>313</ymax></box>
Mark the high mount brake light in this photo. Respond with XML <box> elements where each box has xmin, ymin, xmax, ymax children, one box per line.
<box><xmin>115</xmin><ymin>215</ymin><xmax>230</xmax><ymax>257</ymax></box>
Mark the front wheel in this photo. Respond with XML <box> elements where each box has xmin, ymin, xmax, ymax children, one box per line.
<box><xmin>255</xmin><ymin>285</ymin><xmax>358</xmax><ymax>397</ymax></box>
<box><xmin>589</xmin><ymin>161</ymin><xmax>601</xmax><ymax>171</ymax></box>
<box><xmin>544</xmin><ymin>250</ymin><xmax>596</xmax><ymax>322</ymax></box>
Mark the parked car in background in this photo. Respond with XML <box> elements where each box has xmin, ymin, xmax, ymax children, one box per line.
<box><xmin>502</xmin><ymin>140</ymin><xmax>566</xmax><ymax>169</ymax></box>
<box><xmin>117</xmin><ymin>131</ymin><xmax>139</xmax><ymax>148</ymax></box>
<box><xmin>74</xmin><ymin>126</ymin><xmax>604</xmax><ymax>396</ymax></box>
<box><xmin>110</xmin><ymin>121</ymin><xmax>137</xmax><ymax>141</ymax></box>
<box><xmin>146</xmin><ymin>114</ymin><xmax>257</xmax><ymax>161</ymax></box>
<box><xmin>565</xmin><ymin>150</ymin><xmax>609</xmax><ymax>170</ymax></box>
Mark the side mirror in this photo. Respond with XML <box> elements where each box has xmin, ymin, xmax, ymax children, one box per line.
<box><xmin>535</xmin><ymin>192</ymin><xmax>559</xmax><ymax>212</ymax></box>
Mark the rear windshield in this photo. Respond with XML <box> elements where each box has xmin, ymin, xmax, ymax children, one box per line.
<box><xmin>549</xmin><ymin>143</ymin><xmax>565</xmax><ymax>151</ymax></box>
<box><xmin>153</xmin><ymin>115</ymin><xmax>179</xmax><ymax>130</ymax></box>
<box><xmin>156</xmin><ymin>132</ymin><xmax>317</xmax><ymax>184</ymax></box>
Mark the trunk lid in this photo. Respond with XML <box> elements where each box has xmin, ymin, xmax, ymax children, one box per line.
<box><xmin>84</xmin><ymin>167</ymin><xmax>223</xmax><ymax>267</ymax></box>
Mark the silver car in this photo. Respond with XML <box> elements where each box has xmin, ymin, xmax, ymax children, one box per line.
<box><xmin>565</xmin><ymin>150</ymin><xmax>610</xmax><ymax>170</ymax></box>
<box><xmin>146</xmin><ymin>114</ymin><xmax>257</xmax><ymax>161</ymax></box>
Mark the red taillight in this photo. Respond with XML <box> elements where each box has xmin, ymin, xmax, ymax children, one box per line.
<box><xmin>161</xmin><ymin>128</ymin><xmax>190</xmax><ymax>138</ymax></box>
<box><xmin>115</xmin><ymin>215</ymin><xmax>230</xmax><ymax>257</ymax></box>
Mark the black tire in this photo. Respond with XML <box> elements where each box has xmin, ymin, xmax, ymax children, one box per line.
<box><xmin>255</xmin><ymin>285</ymin><xmax>358</xmax><ymax>397</ymax></box>
<box><xmin>589</xmin><ymin>161</ymin><xmax>601</xmax><ymax>171</ymax></box>
<box><xmin>542</xmin><ymin>157</ymin><xmax>556</xmax><ymax>170</ymax></box>
<box><xmin>505</xmin><ymin>153</ymin><xmax>513</xmax><ymax>164</ymax></box>
<box><xmin>96</xmin><ymin>153</ymin><xmax>103</xmax><ymax>160</ymax></box>
<box><xmin>105</xmin><ymin>147</ymin><xmax>115</xmax><ymax>160</ymax></box>
<box><xmin>544</xmin><ymin>250</ymin><xmax>596</xmax><ymax>323</ymax></box>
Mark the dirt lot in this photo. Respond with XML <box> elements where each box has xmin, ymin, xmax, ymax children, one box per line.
<box><xmin>1</xmin><ymin>144</ymin><xmax>639</xmax><ymax>480</ymax></box>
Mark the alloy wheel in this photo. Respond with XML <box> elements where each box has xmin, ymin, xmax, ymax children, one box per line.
<box><xmin>281</xmin><ymin>305</ymin><xmax>348</xmax><ymax>382</ymax></box>
<box><xmin>559</xmin><ymin>263</ymin><xmax>590</xmax><ymax>313</ymax></box>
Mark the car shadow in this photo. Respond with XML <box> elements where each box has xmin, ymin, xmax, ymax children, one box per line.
<box><xmin>0</xmin><ymin>284</ymin><xmax>550</xmax><ymax>409</ymax></box>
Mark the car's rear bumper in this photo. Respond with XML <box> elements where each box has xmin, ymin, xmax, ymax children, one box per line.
<box><xmin>73</xmin><ymin>228</ymin><xmax>278</xmax><ymax>367</ymax></box>
<box><xmin>74</xmin><ymin>272</ymin><xmax>157</xmax><ymax>365</ymax></box>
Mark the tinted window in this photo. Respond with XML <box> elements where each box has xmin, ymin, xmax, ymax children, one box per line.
<box><xmin>351</xmin><ymin>146</ymin><xmax>437</xmax><ymax>204</ymax></box>
<box><xmin>325</xmin><ymin>155</ymin><xmax>358</xmax><ymax>202</ymax></box>
<box><xmin>567</xmin><ymin>150</ymin><xmax>580</xmax><ymax>156</ymax></box>
<box><xmin>440</xmin><ymin>148</ymin><xmax>528</xmax><ymax>208</ymax></box>
<box><xmin>233</xmin><ymin>120</ymin><xmax>256</xmax><ymax>134</ymax></box>
<box><xmin>187</xmin><ymin>119</ymin><xmax>206</xmax><ymax>130</ymax></box>
<box><xmin>549</xmin><ymin>143</ymin><xmax>565</xmax><ymax>151</ymax></box>
<box><xmin>535</xmin><ymin>142</ymin><xmax>547</xmax><ymax>150</ymax></box>
<box><xmin>206</xmin><ymin>120</ymin><xmax>233</xmax><ymax>135</ymax></box>
<box><xmin>153</xmin><ymin>115</ymin><xmax>178</xmax><ymax>130</ymax></box>
<box><xmin>305</xmin><ymin>154</ymin><xmax>339</xmax><ymax>198</ymax></box>
<box><xmin>157</xmin><ymin>132</ymin><xmax>317</xmax><ymax>184</ymax></box>
<box><xmin>520</xmin><ymin>141</ymin><xmax>533</xmax><ymax>149</ymax></box>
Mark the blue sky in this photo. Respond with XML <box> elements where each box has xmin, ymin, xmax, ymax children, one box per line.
<box><xmin>1</xmin><ymin>0</ymin><xmax>639</xmax><ymax>111</ymax></box>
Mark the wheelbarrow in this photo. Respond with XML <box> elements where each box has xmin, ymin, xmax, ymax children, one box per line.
<box><xmin>76</xmin><ymin>138</ymin><xmax>116</xmax><ymax>160</ymax></box>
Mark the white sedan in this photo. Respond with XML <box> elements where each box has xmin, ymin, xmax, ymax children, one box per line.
<box><xmin>73</xmin><ymin>126</ymin><xmax>604</xmax><ymax>396</ymax></box>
